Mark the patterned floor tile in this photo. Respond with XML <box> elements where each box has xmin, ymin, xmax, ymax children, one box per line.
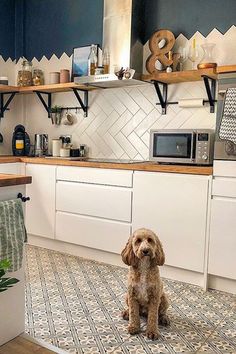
<box><xmin>25</xmin><ymin>245</ymin><xmax>236</xmax><ymax>354</ymax></box>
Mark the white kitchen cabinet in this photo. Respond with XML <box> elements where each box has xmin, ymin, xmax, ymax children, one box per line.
<box><xmin>208</xmin><ymin>161</ymin><xmax>236</xmax><ymax>281</ymax></box>
<box><xmin>56</xmin><ymin>211</ymin><xmax>131</xmax><ymax>254</ymax></box>
<box><xmin>56</xmin><ymin>181</ymin><xmax>132</xmax><ymax>222</ymax></box>
<box><xmin>25</xmin><ymin>164</ymin><xmax>56</xmax><ymax>239</ymax></box>
<box><xmin>0</xmin><ymin>162</ymin><xmax>23</xmax><ymax>174</ymax></box>
<box><xmin>55</xmin><ymin>166</ymin><xmax>133</xmax><ymax>253</ymax></box>
<box><xmin>132</xmin><ymin>171</ymin><xmax>210</xmax><ymax>272</ymax></box>
<box><xmin>208</xmin><ymin>197</ymin><xmax>236</xmax><ymax>280</ymax></box>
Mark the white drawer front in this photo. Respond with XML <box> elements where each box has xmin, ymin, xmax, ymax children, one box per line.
<box><xmin>212</xmin><ymin>177</ymin><xmax>236</xmax><ymax>198</ymax></box>
<box><xmin>56</xmin><ymin>211</ymin><xmax>131</xmax><ymax>254</ymax></box>
<box><xmin>56</xmin><ymin>181</ymin><xmax>132</xmax><ymax>222</ymax></box>
<box><xmin>214</xmin><ymin>160</ymin><xmax>236</xmax><ymax>177</ymax></box>
<box><xmin>57</xmin><ymin>166</ymin><xmax>133</xmax><ymax>187</ymax></box>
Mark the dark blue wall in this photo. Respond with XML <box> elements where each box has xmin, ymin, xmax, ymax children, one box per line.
<box><xmin>0</xmin><ymin>0</ymin><xmax>15</xmax><ymax>60</ymax></box>
<box><xmin>23</xmin><ymin>0</ymin><xmax>104</xmax><ymax>60</ymax></box>
<box><xmin>144</xmin><ymin>0</ymin><xmax>236</xmax><ymax>42</ymax></box>
<box><xmin>0</xmin><ymin>0</ymin><xmax>235</xmax><ymax>60</ymax></box>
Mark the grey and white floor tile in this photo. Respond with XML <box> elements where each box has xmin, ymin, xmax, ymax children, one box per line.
<box><xmin>25</xmin><ymin>245</ymin><xmax>236</xmax><ymax>354</ymax></box>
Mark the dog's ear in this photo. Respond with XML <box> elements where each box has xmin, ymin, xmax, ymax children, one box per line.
<box><xmin>153</xmin><ymin>237</ymin><xmax>165</xmax><ymax>266</ymax></box>
<box><xmin>121</xmin><ymin>237</ymin><xmax>138</xmax><ymax>267</ymax></box>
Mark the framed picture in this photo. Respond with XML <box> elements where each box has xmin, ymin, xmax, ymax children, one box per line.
<box><xmin>71</xmin><ymin>44</ymin><xmax>99</xmax><ymax>79</ymax></box>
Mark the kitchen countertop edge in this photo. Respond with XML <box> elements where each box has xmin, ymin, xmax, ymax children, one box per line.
<box><xmin>0</xmin><ymin>174</ymin><xmax>32</xmax><ymax>187</ymax></box>
<box><xmin>0</xmin><ymin>156</ymin><xmax>213</xmax><ymax>175</ymax></box>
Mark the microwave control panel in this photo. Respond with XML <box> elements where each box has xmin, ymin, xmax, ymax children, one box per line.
<box><xmin>196</xmin><ymin>133</ymin><xmax>211</xmax><ymax>163</ymax></box>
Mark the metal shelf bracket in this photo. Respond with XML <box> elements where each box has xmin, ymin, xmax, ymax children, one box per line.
<box><xmin>0</xmin><ymin>92</ymin><xmax>17</xmax><ymax>118</ymax></box>
<box><xmin>35</xmin><ymin>91</ymin><xmax>52</xmax><ymax>118</ymax></box>
<box><xmin>72</xmin><ymin>88</ymin><xmax>88</xmax><ymax>117</ymax></box>
<box><xmin>153</xmin><ymin>80</ymin><xmax>168</xmax><ymax>115</ymax></box>
<box><xmin>35</xmin><ymin>89</ymin><xmax>88</xmax><ymax>118</ymax></box>
<box><xmin>202</xmin><ymin>75</ymin><xmax>217</xmax><ymax>113</ymax></box>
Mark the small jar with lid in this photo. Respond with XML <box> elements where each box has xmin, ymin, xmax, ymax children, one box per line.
<box><xmin>32</xmin><ymin>69</ymin><xmax>44</xmax><ymax>86</ymax></box>
<box><xmin>17</xmin><ymin>60</ymin><xmax>33</xmax><ymax>86</ymax></box>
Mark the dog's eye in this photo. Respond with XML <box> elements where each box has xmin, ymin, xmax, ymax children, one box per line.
<box><xmin>136</xmin><ymin>238</ymin><xmax>141</xmax><ymax>244</ymax></box>
<box><xmin>147</xmin><ymin>238</ymin><xmax>153</xmax><ymax>243</ymax></box>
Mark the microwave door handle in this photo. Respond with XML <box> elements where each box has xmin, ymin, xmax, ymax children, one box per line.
<box><xmin>190</xmin><ymin>132</ymin><xmax>196</xmax><ymax>161</ymax></box>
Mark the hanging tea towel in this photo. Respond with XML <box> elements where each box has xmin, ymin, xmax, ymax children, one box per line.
<box><xmin>219</xmin><ymin>88</ymin><xmax>236</xmax><ymax>144</ymax></box>
<box><xmin>0</xmin><ymin>199</ymin><xmax>27</xmax><ymax>272</ymax></box>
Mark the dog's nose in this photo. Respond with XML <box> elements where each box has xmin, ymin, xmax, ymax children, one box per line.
<box><xmin>142</xmin><ymin>249</ymin><xmax>149</xmax><ymax>256</ymax></box>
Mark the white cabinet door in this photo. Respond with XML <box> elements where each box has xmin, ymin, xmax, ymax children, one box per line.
<box><xmin>56</xmin><ymin>211</ymin><xmax>131</xmax><ymax>254</ymax></box>
<box><xmin>133</xmin><ymin>171</ymin><xmax>209</xmax><ymax>272</ymax></box>
<box><xmin>208</xmin><ymin>197</ymin><xmax>236</xmax><ymax>280</ymax></box>
<box><xmin>56</xmin><ymin>181</ymin><xmax>132</xmax><ymax>222</ymax></box>
<box><xmin>25</xmin><ymin>164</ymin><xmax>56</xmax><ymax>239</ymax></box>
<box><xmin>0</xmin><ymin>163</ymin><xmax>23</xmax><ymax>174</ymax></box>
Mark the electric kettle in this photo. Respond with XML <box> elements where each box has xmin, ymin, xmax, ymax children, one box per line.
<box><xmin>34</xmin><ymin>134</ymin><xmax>48</xmax><ymax>156</ymax></box>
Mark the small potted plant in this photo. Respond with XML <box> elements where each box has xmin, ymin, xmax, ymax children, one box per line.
<box><xmin>0</xmin><ymin>260</ymin><xmax>19</xmax><ymax>293</ymax></box>
<box><xmin>50</xmin><ymin>105</ymin><xmax>63</xmax><ymax>125</ymax></box>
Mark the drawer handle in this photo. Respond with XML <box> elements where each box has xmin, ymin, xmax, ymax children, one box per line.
<box><xmin>17</xmin><ymin>193</ymin><xmax>30</xmax><ymax>202</ymax></box>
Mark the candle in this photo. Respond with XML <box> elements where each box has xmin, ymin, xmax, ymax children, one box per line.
<box><xmin>193</xmin><ymin>38</ymin><xmax>196</xmax><ymax>49</ymax></box>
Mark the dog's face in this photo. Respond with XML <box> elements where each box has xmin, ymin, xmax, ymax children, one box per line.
<box><xmin>121</xmin><ymin>228</ymin><xmax>165</xmax><ymax>267</ymax></box>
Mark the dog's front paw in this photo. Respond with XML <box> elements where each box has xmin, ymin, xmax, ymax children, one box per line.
<box><xmin>146</xmin><ymin>328</ymin><xmax>160</xmax><ymax>340</ymax></box>
<box><xmin>159</xmin><ymin>314</ymin><xmax>170</xmax><ymax>327</ymax></box>
<box><xmin>122</xmin><ymin>309</ymin><xmax>129</xmax><ymax>320</ymax></box>
<box><xmin>128</xmin><ymin>324</ymin><xmax>140</xmax><ymax>335</ymax></box>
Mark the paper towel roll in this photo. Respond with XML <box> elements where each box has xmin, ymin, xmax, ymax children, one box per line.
<box><xmin>178</xmin><ymin>98</ymin><xmax>204</xmax><ymax>108</ymax></box>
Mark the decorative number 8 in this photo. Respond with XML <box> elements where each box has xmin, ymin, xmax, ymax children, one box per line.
<box><xmin>146</xmin><ymin>30</ymin><xmax>175</xmax><ymax>74</ymax></box>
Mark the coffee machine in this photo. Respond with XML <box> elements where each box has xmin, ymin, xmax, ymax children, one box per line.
<box><xmin>12</xmin><ymin>125</ymin><xmax>30</xmax><ymax>156</ymax></box>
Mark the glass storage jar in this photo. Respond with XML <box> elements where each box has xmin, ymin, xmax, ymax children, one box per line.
<box><xmin>32</xmin><ymin>69</ymin><xmax>44</xmax><ymax>86</ymax></box>
<box><xmin>17</xmin><ymin>60</ymin><xmax>33</xmax><ymax>86</ymax></box>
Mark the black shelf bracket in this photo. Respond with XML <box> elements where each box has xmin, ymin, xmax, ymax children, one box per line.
<box><xmin>153</xmin><ymin>80</ymin><xmax>168</xmax><ymax>115</ymax></box>
<box><xmin>152</xmin><ymin>80</ymin><xmax>178</xmax><ymax>114</ymax></box>
<box><xmin>35</xmin><ymin>91</ymin><xmax>52</xmax><ymax>118</ymax></box>
<box><xmin>202</xmin><ymin>75</ymin><xmax>217</xmax><ymax>113</ymax></box>
<box><xmin>0</xmin><ymin>92</ymin><xmax>17</xmax><ymax>118</ymax></box>
<box><xmin>72</xmin><ymin>88</ymin><xmax>88</xmax><ymax>117</ymax></box>
<box><xmin>35</xmin><ymin>89</ymin><xmax>88</xmax><ymax>118</ymax></box>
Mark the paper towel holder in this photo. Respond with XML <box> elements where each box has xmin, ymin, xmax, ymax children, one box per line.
<box><xmin>152</xmin><ymin>75</ymin><xmax>217</xmax><ymax>115</ymax></box>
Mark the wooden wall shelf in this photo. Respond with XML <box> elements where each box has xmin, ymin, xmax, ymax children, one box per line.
<box><xmin>142</xmin><ymin>68</ymin><xmax>217</xmax><ymax>84</ymax></box>
<box><xmin>18</xmin><ymin>82</ymin><xmax>96</xmax><ymax>94</ymax></box>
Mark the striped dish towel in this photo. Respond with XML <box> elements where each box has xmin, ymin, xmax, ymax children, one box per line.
<box><xmin>219</xmin><ymin>88</ymin><xmax>236</xmax><ymax>144</ymax></box>
<box><xmin>0</xmin><ymin>199</ymin><xmax>27</xmax><ymax>272</ymax></box>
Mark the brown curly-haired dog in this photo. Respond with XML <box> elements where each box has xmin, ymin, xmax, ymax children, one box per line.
<box><xmin>121</xmin><ymin>228</ymin><xmax>170</xmax><ymax>340</ymax></box>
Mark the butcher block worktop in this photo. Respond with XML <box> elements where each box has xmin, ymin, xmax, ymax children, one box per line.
<box><xmin>0</xmin><ymin>173</ymin><xmax>32</xmax><ymax>187</ymax></box>
<box><xmin>0</xmin><ymin>156</ymin><xmax>213</xmax><ymax>175</ymax></box>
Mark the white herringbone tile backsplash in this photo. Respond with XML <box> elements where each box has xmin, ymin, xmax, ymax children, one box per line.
<box><xmin>24</xmin><ymin>81</ymin><xmax>216</xmax><ymax>160</ymax></box>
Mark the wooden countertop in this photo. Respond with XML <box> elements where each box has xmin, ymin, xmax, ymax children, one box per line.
<box><xmin>0</xmin><ymin>173</ymin><xmax>32</xmax><ymax>187</ymax></box>
<box><xmin>0</xmin><ymin>156</ymin><xmax>213</xmax><ymax>175</ymax></box>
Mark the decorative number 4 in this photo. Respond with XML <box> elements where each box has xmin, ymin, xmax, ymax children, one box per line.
<box><xmin>146</xmin><ymin>29</ymin><xmax>178</xmax><ymax>73</ymax></box>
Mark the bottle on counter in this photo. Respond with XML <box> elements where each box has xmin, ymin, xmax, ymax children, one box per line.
<box><xmin>88</xmin><ymin>44</ymin><xmax>97</xmax><ymax>75</ymax></box>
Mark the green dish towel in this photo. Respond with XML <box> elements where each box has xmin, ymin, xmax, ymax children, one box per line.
<box><xmin>0</xmin><ymin>199</ymin><xmax>27</xmax><ymax>272</ymax></box>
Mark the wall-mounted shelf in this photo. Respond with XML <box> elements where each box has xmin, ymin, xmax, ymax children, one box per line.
<box><xmin>142</xmin><ymin>68</ymin><xmax>218</xmax><ymax>114</ymax></box>
<box><xmin>0</xmin><ymin>83</ymin><xmax>96</xmax><ymax>118</ymax></box>
<box><xmin>142</xmin><ymin>68</ymin><xmax>217</xmax><ymax>84</ymax></box>
<box><xmin>0</xmin><ymin>66</ymin><xmax>236</xmax><ymax>118</ymax></box>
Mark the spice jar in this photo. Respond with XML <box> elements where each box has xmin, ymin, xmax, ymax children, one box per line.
<box><xmin>17</xmin><ymin>60</ymin><xmax>33</xmax><ymax>86</ymax></box>
<box><xmin>32</xmin><ymin>69</ymin><xmax>44</xmax><ymax>86</ymax></box>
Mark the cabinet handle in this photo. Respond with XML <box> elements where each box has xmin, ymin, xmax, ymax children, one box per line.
<box><xmin>17</xmin><ymin>193</ymin><xmax>30</xmax><ymax>202</ymax></box>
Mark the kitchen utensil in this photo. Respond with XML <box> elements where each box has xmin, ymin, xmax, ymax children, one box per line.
<box><xmin>34</xmin><ymin>134</ymin><xmax>48</xmax><ymax>156</ymax></box>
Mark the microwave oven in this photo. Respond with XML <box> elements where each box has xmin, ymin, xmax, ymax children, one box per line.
<box><xmin>150</xmin><ymin>129</ymin><xmax>215</xmax><ymax>165</ymax></box>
